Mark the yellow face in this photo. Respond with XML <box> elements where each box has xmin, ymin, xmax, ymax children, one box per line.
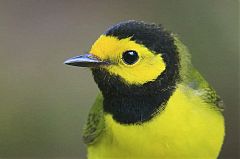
<box><xmin>90</xmin><ymin>35</ymin><xmax>166</xmax><ymax>85</ymax></box>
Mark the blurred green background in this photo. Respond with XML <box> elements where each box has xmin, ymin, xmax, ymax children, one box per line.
<box><xmin>0</xmin><ymin>0</ymin><xmax>239</xmax><ymax>158</ymax></box>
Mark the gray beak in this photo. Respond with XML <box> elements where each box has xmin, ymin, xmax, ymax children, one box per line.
<box><xmin>64</xmin><ymin>54</ymin><xmax>109</xmax><ymax>67</ymax></box>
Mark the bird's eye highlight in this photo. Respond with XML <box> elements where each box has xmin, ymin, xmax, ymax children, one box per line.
<box><xmin>122</xmin><ymin>50</ymin><xmax>139</xmax><ymax>65</ymax></box>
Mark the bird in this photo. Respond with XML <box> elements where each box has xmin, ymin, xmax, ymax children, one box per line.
<box><xmin>64</xmin><ymin>20</ymin><xmax>225</xmax><ymax>159</ymax></box>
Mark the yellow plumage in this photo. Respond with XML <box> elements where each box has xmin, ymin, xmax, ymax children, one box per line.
<box><xmin>64</xmin><ymin>20</ymin><xmax>225</xmax><ymax>159</ymax></box>
<box><xmin>88</xmin><ymin>85</ymin><xmax>224</xmax><ymax>159</ymax></box>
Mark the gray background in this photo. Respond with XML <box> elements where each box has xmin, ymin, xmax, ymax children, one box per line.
<box><xmin>0</xmin><ymin>0</ymin><xmax>239</xmax><ymax>158</ymax></box>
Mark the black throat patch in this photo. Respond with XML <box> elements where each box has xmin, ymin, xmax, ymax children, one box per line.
<box><xmin>92</xmin><ymin>21</ymin><xmax>180</xmax><ymax>124</ymax></box>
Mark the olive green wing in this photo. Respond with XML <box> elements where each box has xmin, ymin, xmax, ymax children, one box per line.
<box><xmin>82</xmin><ymin>93</ymin><xmax>105</xmax><ymax>145</ymax></box>
<box><xmin>185</xmin><ymin>67</ymin><xmax>224</xmax><ymax>111</ymax></box>
<box><xmin>173</xmin><ymin>35</ymin><xmax>223</xmax><ymax>110</ymax></box>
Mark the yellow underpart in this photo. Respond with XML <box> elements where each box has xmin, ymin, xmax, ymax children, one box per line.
<box><xmin>90</xmin><ymin>35</ymin><xmax>166</xmax><ymax>84</ymax></box>
<box><xmin>88</xmin><ymin>85</ymin><xmax>225</xmax><ymax>159</ymax></box>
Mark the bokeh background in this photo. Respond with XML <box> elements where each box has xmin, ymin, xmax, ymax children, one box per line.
<box><xmin>0</xmin><ymin>0</ymin><xmax>239</xmax><ymax>158</ymax></box>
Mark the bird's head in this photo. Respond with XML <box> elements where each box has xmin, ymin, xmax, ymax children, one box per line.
<box><xmin>65</xmin><ymin>20</ymin><xmax>189</xmax><ymax>124</ymax></box>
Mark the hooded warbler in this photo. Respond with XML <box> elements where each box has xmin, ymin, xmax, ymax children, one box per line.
<box><xmin>64</xmin><ymin>20</ymin><xmax>225</xmax><ymax>159</ymax></box>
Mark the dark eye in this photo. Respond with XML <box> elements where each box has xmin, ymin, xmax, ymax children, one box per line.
<box><xmin>122</xmin><ymin>50</ymin><xmax>139</xmax><ymax>65</ymax></box>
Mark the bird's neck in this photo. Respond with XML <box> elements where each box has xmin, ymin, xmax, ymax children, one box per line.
<box><xmin>103</xmin><ymin>88</ymin><xmax>174</xmax><ymax>124</ymax></box>
<box><xmin>92</xmin><ymin>68</ymin><xmax>179</xmax><ymax>124</ymax></box>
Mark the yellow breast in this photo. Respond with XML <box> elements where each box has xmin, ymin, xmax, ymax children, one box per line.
<box><xmin>87</xmin><ymin>84</ymin><xmax>225</xmax><ymax>159</ymax></box>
